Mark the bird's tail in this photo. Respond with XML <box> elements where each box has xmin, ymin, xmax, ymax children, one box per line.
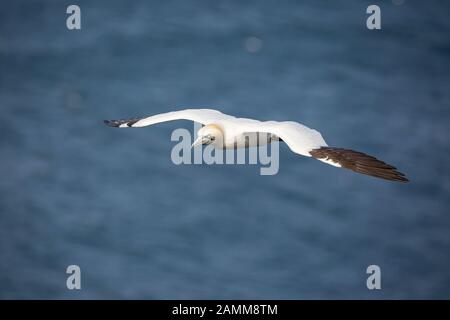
<box><xmin>309</xmin><ymin>147</ymin><xmax>409</xmax><ymax>182</ymax></box>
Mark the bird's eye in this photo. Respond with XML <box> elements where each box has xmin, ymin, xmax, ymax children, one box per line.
<box><xmin>210</xmin><ymin>136</ymin><xmax>215</xmax><ymax>141</ymax></box>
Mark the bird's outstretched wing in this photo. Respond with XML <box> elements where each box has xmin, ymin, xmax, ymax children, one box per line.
<box><xmin>104</xmin><ymin>109</ymin><xmax>231</xmax><ymax>128</ymax></box>
<box><xmin>245</xmin><ymin>121</ymin><xmax>408</xmax><ymax>182</ymax></box>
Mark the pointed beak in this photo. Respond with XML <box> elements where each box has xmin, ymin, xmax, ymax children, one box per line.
<box><xmin>191</xmin><ymin>136</ymin><xmax>206</xmax><ymax>148</ymax></box>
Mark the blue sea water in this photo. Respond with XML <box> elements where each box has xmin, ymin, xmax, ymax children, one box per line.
<box><xmin>0</xmin><ymin>0</ymin><xmax>449</xmax><ymax>299</ymax></box>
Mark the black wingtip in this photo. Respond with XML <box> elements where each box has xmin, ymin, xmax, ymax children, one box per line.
<box><xmin>397</xmin><ymin>175</ymin><xmax>410</xmax><ymax>183</ymax></box>
<box><xmin>310</xmin><ymin>147</ymin><xmax>410</xmax><ymax>183</ymax></box>
<box><xmin>104</xmin><ymin>119</ymin><xmax>120</xmax><ymax>127</ymax></box>
<box><xmin>103</xmin><ymin>118</ymin><xmax>141</xmax><ymax>128</ymax></box>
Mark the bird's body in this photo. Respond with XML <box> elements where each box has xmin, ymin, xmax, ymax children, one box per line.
<box><xmin>105</xmin><ymin>108</ymin><xmax>408</xmax><ymax>182</ymax></box>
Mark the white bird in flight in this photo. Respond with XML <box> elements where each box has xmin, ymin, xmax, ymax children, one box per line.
<box><xmin>104</xmin><ymin>109</ymin><xmax>408</xmax><ymax>182</ymax></box>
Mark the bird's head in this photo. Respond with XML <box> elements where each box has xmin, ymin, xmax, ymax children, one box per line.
<box><xmin>192</xmin><ymin>124</ymin><xmax>224</xmax><ymax>148</ymax></box>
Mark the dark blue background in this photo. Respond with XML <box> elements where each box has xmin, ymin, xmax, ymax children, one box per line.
<box><xmin>1</xmin><ymin>0</ymin><xmax>449</xmax><ymax>299</ymax></box>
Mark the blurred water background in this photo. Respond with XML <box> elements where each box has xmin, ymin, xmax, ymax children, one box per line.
<box><xmin>1</xmin><ymin>0</ymin><xmax>449</xmax><ymax>299</ymax></box>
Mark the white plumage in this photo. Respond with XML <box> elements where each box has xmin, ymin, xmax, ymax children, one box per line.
<box><xmin>104</xmin><ymin>108</ymin><xmax>408</xmax><ymax>182</ymax></box>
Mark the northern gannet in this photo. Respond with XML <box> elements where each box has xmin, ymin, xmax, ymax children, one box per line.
<box><xmin>104</xmin><ymin>109</ymin><xmax>408</xmax><ymax>182</ymax></box>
